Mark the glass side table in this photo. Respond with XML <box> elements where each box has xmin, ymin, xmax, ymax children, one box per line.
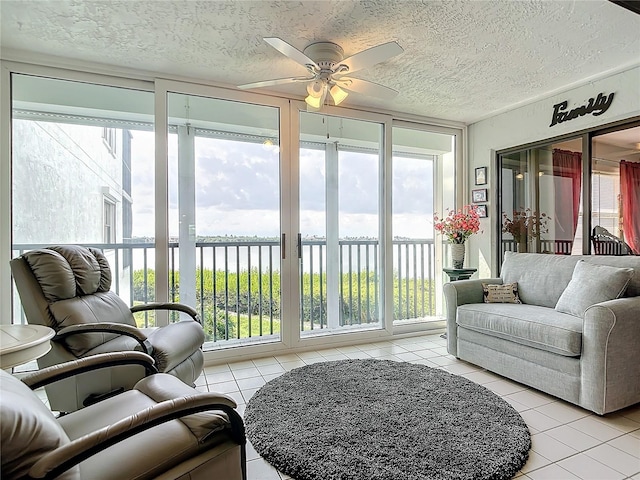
<box><xmin>443</xmin><ymin>268</ymin><xmax>478</xmax><ymax>281</ymax></box>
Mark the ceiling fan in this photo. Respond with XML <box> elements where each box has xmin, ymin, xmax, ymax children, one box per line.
<box><xmin>238</xmin><ymin>37</ymin><xmax>403</xmax><ymax>111</ymax></box>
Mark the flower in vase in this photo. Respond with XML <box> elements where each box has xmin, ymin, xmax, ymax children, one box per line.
<box><xmin>502</xmin><ymin>208</ymin><xmax>550</xmax><ymax>241</ymax></box>
<box><xmin>433</xmin><ymin>205</ymin><xmax>481</xmax><ymax>244</ymax></box>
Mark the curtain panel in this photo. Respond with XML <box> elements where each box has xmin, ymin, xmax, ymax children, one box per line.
<box><xmin>552</xmin><ymin>149</ymin><xmax>582</xmax><ymax>236</ymax></box>
<box><xmin>620</xmin><ymin>160</ymin><xmax>640</xmax><ymax>254</ymax></box>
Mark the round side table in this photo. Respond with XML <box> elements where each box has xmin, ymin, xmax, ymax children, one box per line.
<box><xmin>0</xmin><ymin>324</ymin><xmax>55</xmax><ymax>369</ymax></box>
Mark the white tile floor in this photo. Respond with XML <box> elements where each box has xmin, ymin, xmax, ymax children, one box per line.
<box><xmin>196</xmin><ymin>333</ymin><xmax>640</xmax><ymax>480</ymax></box>
<box><xmin>28</xmin><ymin>333</ymin><xmax>640</xmax><ymax>479</ymax></box>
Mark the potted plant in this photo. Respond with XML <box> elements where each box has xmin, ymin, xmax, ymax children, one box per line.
<box><xmin>502</xmin><ymin>208</ymin><xmax>550</xmax><ymax>252</ymax></box>
<box><xmin>434</xmin><ymin>205</ymin><xmax>481</xmax><ymax>268</ymax></box>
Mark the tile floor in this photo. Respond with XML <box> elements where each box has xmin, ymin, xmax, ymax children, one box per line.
<box><xmin>197</xmin><ymin>333</ymin><xmax>640</xmax><ymax>480</ymax></box>
<box><xmin>29</xmin><ymin>333</ymin><xmax>640</xmax><ymax>479</ymax></box>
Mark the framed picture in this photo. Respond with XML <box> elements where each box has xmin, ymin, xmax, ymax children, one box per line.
<box><xmin>475</xmin><ymin>166</ymin><xmax>487</xmax><ymax>185</ymax></box>
<box><xmin>472</xmin><ymin>188</ymin><xmax>487</xmax><ymax>203</ymax></box>
<box><xmin>476</xmin><ymin>204</ymin><xmax>488</xmax><ymax>218</ymax></box>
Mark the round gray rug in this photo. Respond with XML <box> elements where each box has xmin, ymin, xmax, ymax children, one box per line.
<box><xmin>245</xmin><ymin>359</ymin><xmax>530</xmax><ymax>480</ymax></box>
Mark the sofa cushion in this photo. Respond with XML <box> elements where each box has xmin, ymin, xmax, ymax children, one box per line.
<box><xmin>501</xmin><ymin>252</ymin><xmax>581</xmax><ymax>307</ymax></box>
<box><xmin>582</xmin><ymin>256</ymin><xmax>640</xmax><ymax>298</ymax></box>
<box><xmin>555</xmin><ymin>261</ymin><xmax>634</xmax><ymax>317</ymax></box>
<box><xmin>483</xmin><ymin>282</ymin><xmax>521</xmax><ymax>304</ymax></box>
<box><xmin>456</xmin><ymin>303</ymin><xmax>583</xmax><ymax>357</ymax></box>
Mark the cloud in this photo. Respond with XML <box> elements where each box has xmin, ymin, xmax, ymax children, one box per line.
<box><xmin>130</xmin><ymin>133</ymin><xmax>436</xmax><ymax>239</ymax></box>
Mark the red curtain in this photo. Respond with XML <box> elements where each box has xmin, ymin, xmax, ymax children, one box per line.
<box><xmin>553</xmin><ymin>149</ymin><xmax>582</xmax><ymax>234</ymax></box>
<box><xmin>620</xmin><ymin>160</ymin><xmax>640</xmax><ymax>254</ymax></box>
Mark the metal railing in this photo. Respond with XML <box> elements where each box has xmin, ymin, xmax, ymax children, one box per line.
<box><xmin>501</xmin><ymin>239</ymin><xmax>574</xmax><ymax>255</ymax></box>
<box><xmin>12</xmin><ymin>238</ymin><xmax>437</xmax><ymax>342</ymax></box>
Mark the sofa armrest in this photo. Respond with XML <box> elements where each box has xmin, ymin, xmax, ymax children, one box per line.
<box><xmin>581</xmin><ymin>296</ymin><xmax>640</xmax><ymax>414</ymax></box>
<box><xmin>443</xmin><ymin>278</ymin><xmax>502</xmax><ymax>356</ymax></box>
<box><xmin>580</xmin><ymin>297</ymin><xmax>640</xmax><ymax>415</ymax></box>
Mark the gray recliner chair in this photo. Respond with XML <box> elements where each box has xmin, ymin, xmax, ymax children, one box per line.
<box><xmin>10</xmin><ymin>245</ymin><xmax>205</xmax><ymax>413</ymax></box>
<box><xmin>0</xmin><ymin>352</ymin><xmax>246</xmax><ymax>480</ymax></box>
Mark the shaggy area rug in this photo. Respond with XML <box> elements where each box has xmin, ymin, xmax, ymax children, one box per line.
<box><xmin>245</xmin><ymin>359</ymin><xmax>530</xmax><ymax>480</ymax></box>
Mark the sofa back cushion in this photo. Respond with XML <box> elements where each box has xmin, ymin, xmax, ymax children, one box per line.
<box><xmin>501</xmin><ymin>252</ymin><xmax>640</xmax><ymax>307</ymax></box>
<box><xmin>555</xmin><ymin>261</ymin><xmax>634</xmax><ymax>317</ymax></box>
<box><xmin>501</xmin><ymin>253</ymin><xmax>580</xmax><ymax>307</ymax></box>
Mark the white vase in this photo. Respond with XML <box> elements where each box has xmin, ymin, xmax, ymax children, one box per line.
<box><xmin>451</xmin><ymin>243</ymin><xmax>466</xmax><ymax>269</ymax></box>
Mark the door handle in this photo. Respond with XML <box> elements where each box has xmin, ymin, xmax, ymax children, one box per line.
<box><xmin>281</xmin><ymin>233</ymin><xmax>286</xmax><ymax>259</ymax></box>
<box><xmin>297</xmin><ymin>233</ymin><xmax>302</xmax><ymax>259</ymax></box>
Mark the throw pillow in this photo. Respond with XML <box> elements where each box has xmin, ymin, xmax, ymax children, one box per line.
<box><xmin>483</xmin><ymin>282</ymin><xmax>522</xmax><ymax>304</ymax></box>
<box><xmin>555</xmin><ymin>261</ymin><xmax>634</xmax><ymax>317</ymax></box>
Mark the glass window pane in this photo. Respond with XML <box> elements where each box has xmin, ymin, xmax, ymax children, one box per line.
<box><xmin>167</xmin><ymin>93</ymin><xmax>281</xmax><ymax>348</ymax></box>
<box><xmin>11</xmin><ymin>74</ymin><xmax>155</xmax><ymax>325</ymax></box>
<box><xmin>299</xmin><ymin>113</ymin><xmax>382</xmax><ymax>336</ymax></box>
<box><xmin>392</xmin><ymin>126</ymin><xmax>450</xmax><ymax>323</ymax></box>
<box><xmin>500</xmin><ymin>141</ymin><xmax>582</xmax><ymax>256</ymax></box>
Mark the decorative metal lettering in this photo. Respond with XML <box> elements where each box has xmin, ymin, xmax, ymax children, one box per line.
<box><xmin>549</xmin><ymin>93</ymin><xmax>615</xmax><ymax>127</ymax></box>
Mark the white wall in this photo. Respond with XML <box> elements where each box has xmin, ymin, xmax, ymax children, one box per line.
<box><xmin>467</xmin><ymin>66</ymin><xmax>640</xmax><ymax>276</ymax></box>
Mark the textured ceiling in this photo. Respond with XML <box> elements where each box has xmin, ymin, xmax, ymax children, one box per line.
<box><xmin>1</xmin><ymin>0</ymin><xmax>639</xmax><ymax>123</ymax></box>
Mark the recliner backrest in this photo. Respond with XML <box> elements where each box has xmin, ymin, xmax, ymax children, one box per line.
<box><xmin>0</xmin><ymin>370</ymin><xmax>80</xmax><ymax>479</ymax></box>
<box><xmin>12</xmin><ymin>245</ymin><xmax>137</xmax><ymax>356</ymax></box>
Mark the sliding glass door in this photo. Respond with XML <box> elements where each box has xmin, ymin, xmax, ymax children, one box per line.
<box><xmin>497</xmin><ymin>122</ymin><xmax>640</xmax><ymax>261</ymax></box>
<box><xmin>166</xmin><ymin>92</ymin><xmax>283</xmax><ymax>348</ymax></box>
<box><xmin>7</xmin><ymin>68</ymin><xmax>459</xmax><ymax>354</ymax></box>
<box><xmin>298</xmin><ymin>112</ymin><xmax>384</xmax><ymax>337</ymax></box>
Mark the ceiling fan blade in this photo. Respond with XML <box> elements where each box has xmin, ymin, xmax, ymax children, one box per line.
<box><xmin>338</xmin><ymin>41</ymin><xmax>403</xmax><ymax>74</ymax></box>
<box><xmin>238</xmin><ymin>76</ymin><xmax>312</xmax><ymax>90</ymax></box>
<box><xmin>264</xmin><ymin>37</ymin><xmax>319</xmax><ymax>70</ymax></box>
<box><xmin>335</xmin><ymin>77</ymin><xmax>399</xmax><ymax>99</ymax></box>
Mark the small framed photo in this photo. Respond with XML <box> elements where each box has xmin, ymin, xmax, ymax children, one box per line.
<box><xmin>476</xmin><ymin>204</ymin><xmax>488</xmax><ymax>218</ymax></box>
<box><xmin>472</xmin><ymin>188</ymin><xmax>487</xmax><ymax>203</ymax></box>
<box><xmin>475</xmin><ymin>166</ymin><xmax>487</xmax><ymax>185</ymax></box>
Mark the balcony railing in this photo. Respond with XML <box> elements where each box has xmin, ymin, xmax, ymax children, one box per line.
<box><xmin>501</xmin><ymin>238</ymin><xmax>574</xmax><ymax>255</ymax></box>
<box><xmin>12</xmin><ymin>239</ymin><xmax>436</xmax><ymax>343</ymax></box>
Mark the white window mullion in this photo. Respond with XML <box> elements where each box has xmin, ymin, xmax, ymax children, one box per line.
<box><xmin>154</xmin><ymin>81</ymin><xmax>170</xmax><ymax>325</ymax></box>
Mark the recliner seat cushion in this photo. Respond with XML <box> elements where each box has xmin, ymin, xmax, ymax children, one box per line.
<box><xmin>457</xmin><ymin>303</ymin><xmax>583</xmax><ymax>357</ymax></box>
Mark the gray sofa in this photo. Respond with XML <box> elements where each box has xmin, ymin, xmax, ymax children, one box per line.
<box><xmin>444</xmin><ymin>252</ymin><xmax>640</xmax><ymax>415</ymax></box>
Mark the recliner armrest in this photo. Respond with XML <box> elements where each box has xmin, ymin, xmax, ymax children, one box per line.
<box><xmin>131</xmin><ymin>302</ymin><xmax>201</xmax><ymax>324</ymax></box>
<box><xmin>147</xmin><ymin>321</ymin><xmax>205</xmax><ymax>372</ymax></box>
<box><xmin>28</xmin><ymin>392</ymin><xmax>245</xmax><ymax>480</ymax></box>
<box><xmin>21</xmin><ymin>352</ymin><xmax>157</xmax><ymax>390</ymax></box>
<box><xmin>56</xmin><ymin>323</ymin><xmax>153</xmax><ymax>354</ymax></box>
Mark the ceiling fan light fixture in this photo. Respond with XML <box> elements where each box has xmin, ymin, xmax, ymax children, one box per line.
<box><xmin>305</xmin><ymin>93</ymin><xmax>323</xmax><ymax>109</ymax></box>
<box><xmin>306</xmin><ymin>80</ymin><xmax>325</xmax><ymax>98</ymax></box>
<box><xmin>329</xmin><ymin>85</ymin><xmax>348</xmax><ymax>105</ymax></box>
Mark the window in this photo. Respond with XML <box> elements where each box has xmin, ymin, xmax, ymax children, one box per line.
<box><xmin>103</xmin><ymin>127</ymin><xmax>117</xmax><ymax>155</ymax></box>
<box><xmin>497</xmin><ymin>121</ymin><xmax>640</xmax><ymax>262</ymax></box>
<box><xmin>103</xmin><ymin>198</ymin><xmax>116</xmax><ymax>243</ymax></box>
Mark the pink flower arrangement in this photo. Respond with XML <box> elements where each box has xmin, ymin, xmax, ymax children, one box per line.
<box><xmin>502</xmin><ymin>208</ymin><xmax>550</xmax><ymax>240</ymax></box>
<box><xmin>433</xmin><ymin>205</ymin><xmax>481</xmax><ymax>244</ymax></box>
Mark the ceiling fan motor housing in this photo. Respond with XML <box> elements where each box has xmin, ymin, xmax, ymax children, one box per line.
<box><xmin>304</xmin><ymin>42</ymin><xmax>345</xmax><ymax>71</ymax></box>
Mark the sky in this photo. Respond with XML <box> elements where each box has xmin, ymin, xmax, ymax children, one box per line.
<box><xmin>130</xmin><ymin>130</ymin><xmax>435</xmax><ymax>240</ymax></box>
